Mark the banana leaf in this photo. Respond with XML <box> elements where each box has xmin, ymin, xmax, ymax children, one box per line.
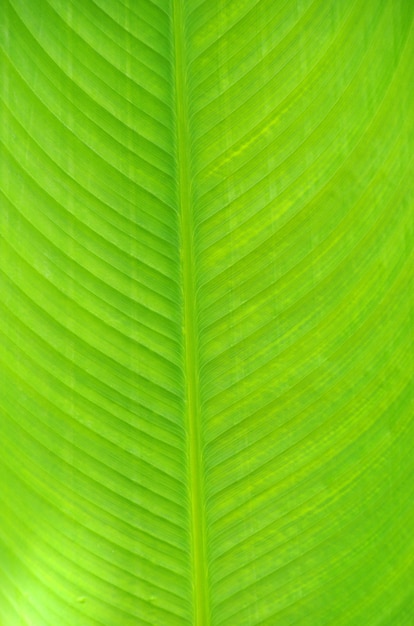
<box><xmin>0</xmin><ymin>0</ymin><xmax>413</xmax><ymax>624</ymax></box>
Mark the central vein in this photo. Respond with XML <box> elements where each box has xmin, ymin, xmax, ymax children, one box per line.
<box><xmin>172</xmin><ymin>1</ymin><xmax>209</xmax><ymax>624</ymax></box>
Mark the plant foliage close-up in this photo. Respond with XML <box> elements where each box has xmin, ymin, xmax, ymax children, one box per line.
<box><xmin>0</xmin><ymin>0</ymin><xmax>413</xmax><ymax>625</ymax></box>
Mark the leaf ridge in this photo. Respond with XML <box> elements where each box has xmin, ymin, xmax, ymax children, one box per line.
<box><xmin>173</xmin><ymin>1</ymin><xmax>210</xmax><ymax>623</ymax></box>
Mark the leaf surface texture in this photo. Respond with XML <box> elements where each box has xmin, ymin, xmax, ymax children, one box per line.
<box><xmin>0</xmin><ymin>1</ymin><xmax>413</xmax><ymax>624</ymax></box>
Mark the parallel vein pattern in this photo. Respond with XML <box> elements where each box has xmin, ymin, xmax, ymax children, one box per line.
<box><xmin>0</xmin><ymin>1</ymin><xmax>191</xmax><ymax>624</ymax></box>
<box><xmin>1</xmin><ymin>1</ymin><xmax>413</xmax><ymax>625</ymax></box>
<box><xmin>183</xmin><ymin>0</ymin><xmax>414</xmax><ymax>624</ymax></box>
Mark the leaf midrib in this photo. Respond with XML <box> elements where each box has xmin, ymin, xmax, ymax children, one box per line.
<box><xmin>173</xmin><ymin>1</ymin><xmax>209</xmax><ymax>624</ymax></box>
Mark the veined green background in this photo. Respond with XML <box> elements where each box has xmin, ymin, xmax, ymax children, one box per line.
<box><xmin>0</xmin><ymin>0</ymin><xmax>413</xmax><ymax>624</ymax></box>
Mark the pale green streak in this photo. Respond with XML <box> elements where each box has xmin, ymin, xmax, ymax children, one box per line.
<box><xmin>173</xmin><ymin>0</ymin><xmax>210</xmax><ymax>624</ymax></box>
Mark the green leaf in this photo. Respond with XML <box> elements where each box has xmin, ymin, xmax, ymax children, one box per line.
<box><xmin>0</xmin><ymin>0</ymin><xmax>413</xmax><ymax>624</ymax></box>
